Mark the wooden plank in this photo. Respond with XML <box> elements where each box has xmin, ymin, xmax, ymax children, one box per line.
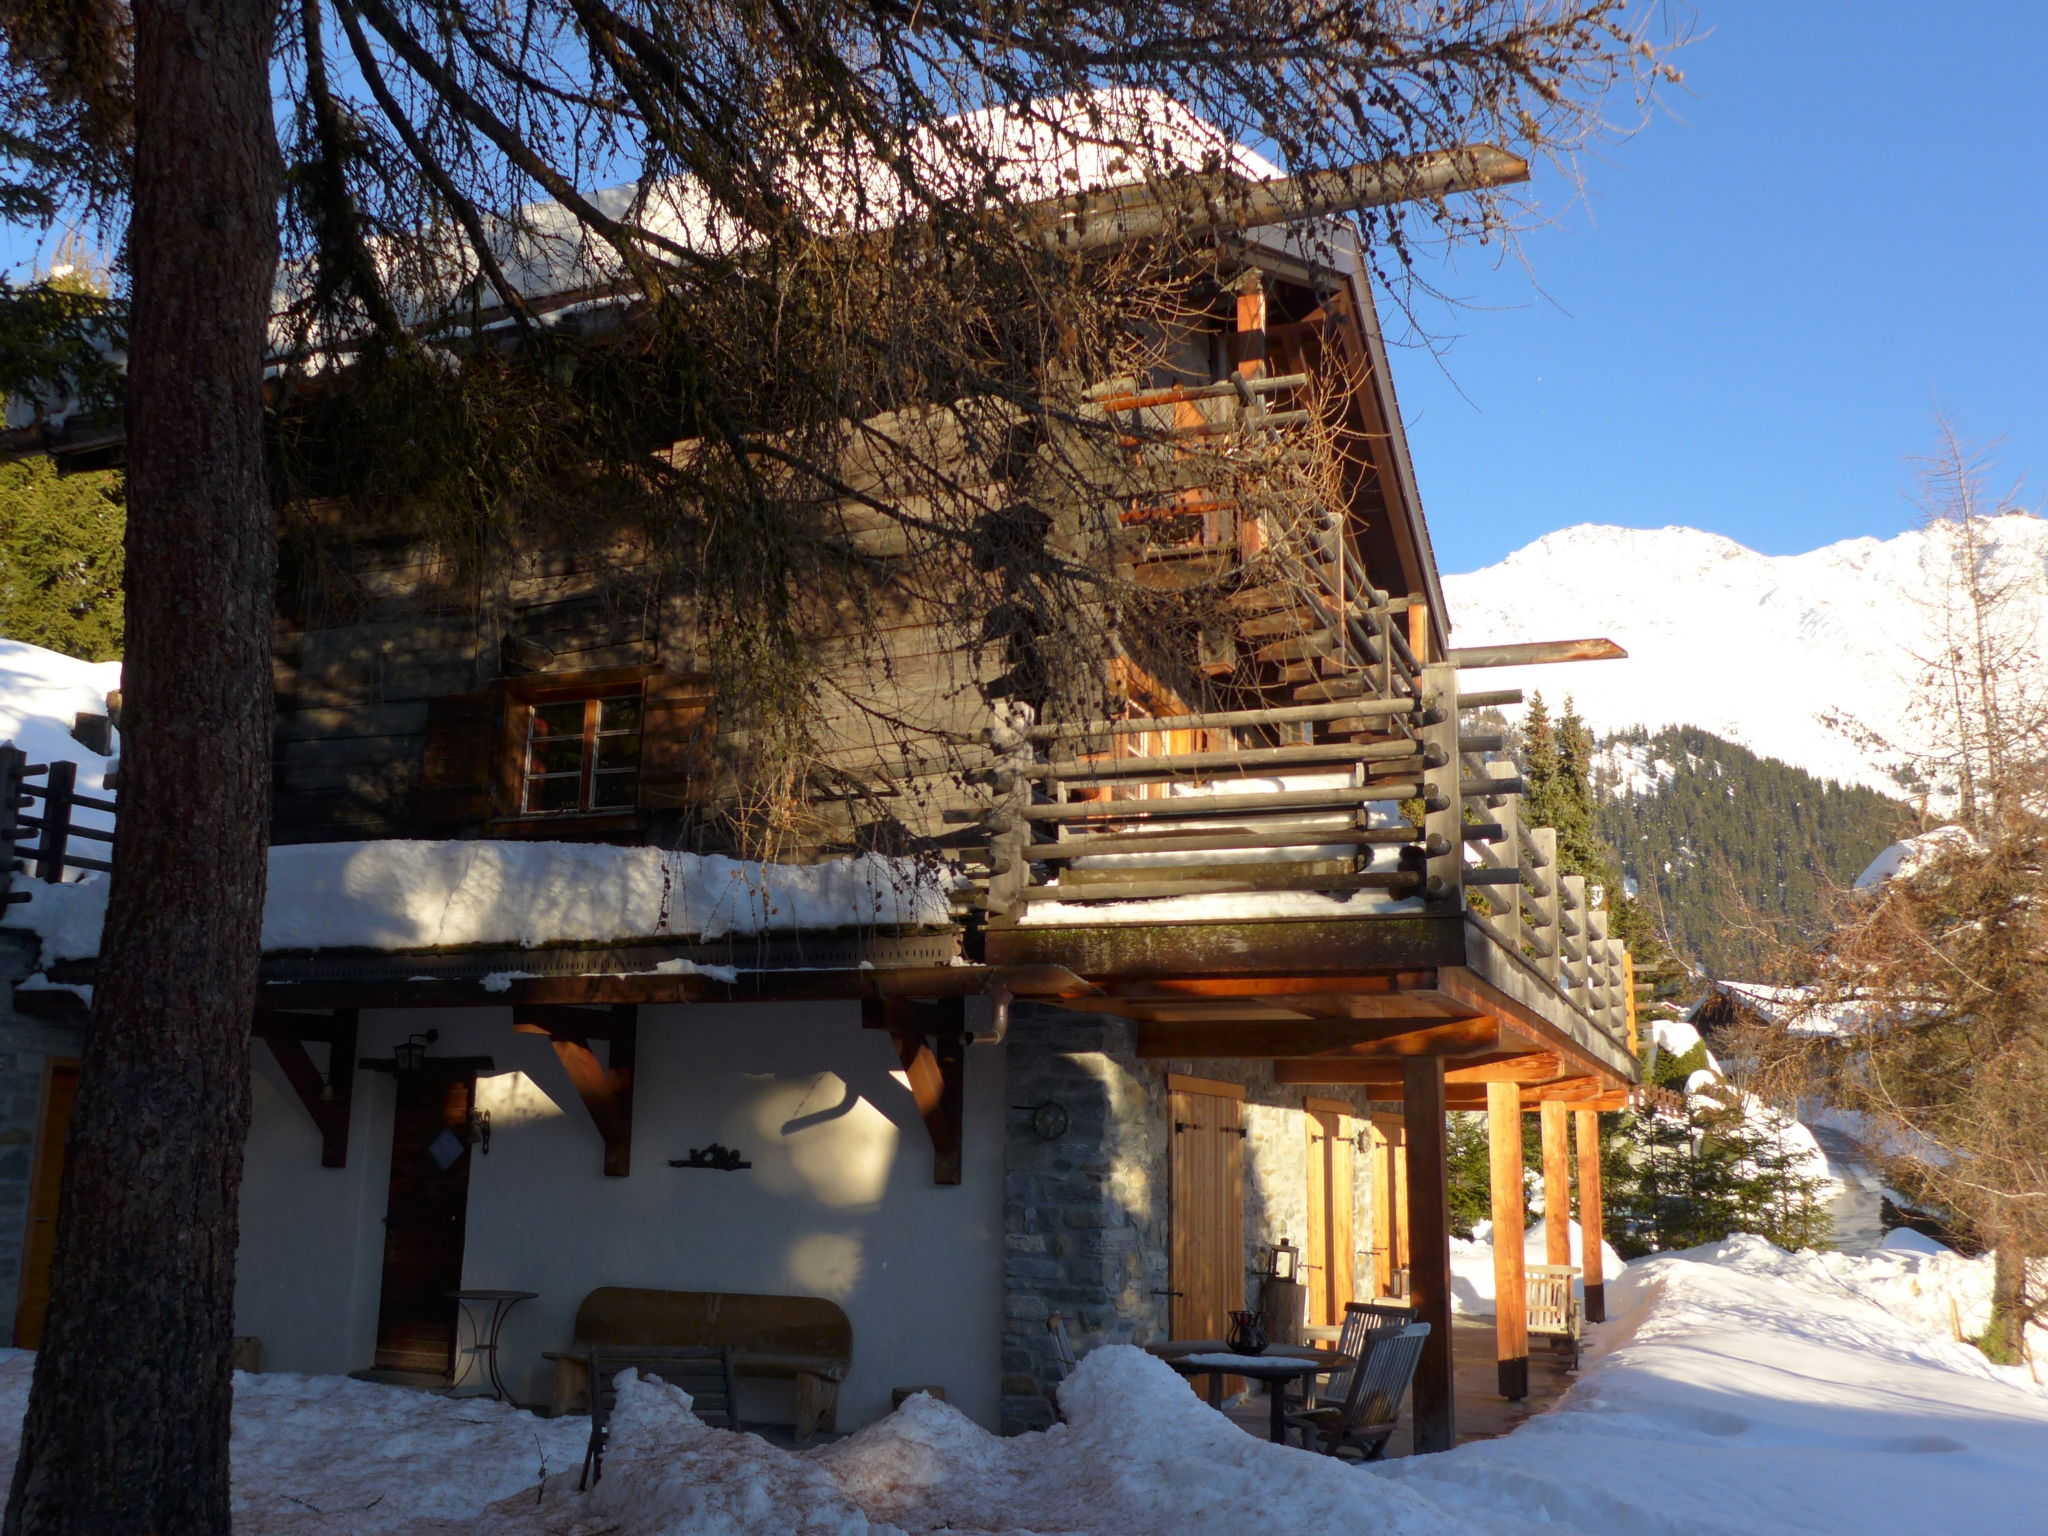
<box><xmin>1306</xmin><ymin>1105</ymin><xmax>1329</xmax><ymax>1326</ymax></box>
<box><xmin>1402</xmin><ymin>1056</ymin><xmax>1455</xmax><ymax>1453</ymax></box>
<box><xmin>983</xmin><ymin>914</ymin><xmax>1471</xmax><ymax>981</ymax></box>
<box><xmin>1446</xmin><ymin>638</ymin><xmax>1627</xmax><ymax>669</ymax></box>
<box><xmin>1488</xmin><ymin>1081</ymin><xmax>1529</xmax><ymax>1400</ymax></box>
<box><xmin>1540</xmin><ymin>1101</ymin><xmax>1572</xmax><ymax>1267</ymax></box>
<box><xmin>1577</xmin><ymin>1108</ymin><xmax>1608</xmax><ymax>1323</ymax></box>
<box><xmin>1138</xmin><ymin>1016</ymin><xmax>1495</xmax><ymax>1060</ymax></box>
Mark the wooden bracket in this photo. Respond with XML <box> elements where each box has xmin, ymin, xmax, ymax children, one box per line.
<box><xmin>863</xmin><ymin>997</ymin><xmax>965</xmax><ymax>1185</ymax></box>
<box><xmin>515</xmin><ymin>1004</ymin><xmax>636</xmax><ymax>1176</ymax></box>
<box><xmin>253</xmin><ymin>1010</ymin><xmax>358</xmax><ymax>1169</ymax></box>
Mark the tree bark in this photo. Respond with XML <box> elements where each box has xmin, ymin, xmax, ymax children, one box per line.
<box><xmin>1988</xmin><ymin>1244</ymin><xmax>2029</xmax><ymax>1365</ymax></box>
<box><xmin>3</xmin><ymin>0</ymin><xmax>280</xmax><ymax>1530</ymax></box>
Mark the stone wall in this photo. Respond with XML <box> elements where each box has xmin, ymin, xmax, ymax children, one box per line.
<box><xmin>999</xmin><ymin>1003</ymin><xmax>1383</xmax><ymax>1433</ymax></box>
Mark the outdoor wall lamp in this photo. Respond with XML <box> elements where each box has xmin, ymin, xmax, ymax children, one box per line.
<box><xmin>393</xmin><ymin>1029</ymin><xmax>439</xmax><ymax>1072</ymax></box>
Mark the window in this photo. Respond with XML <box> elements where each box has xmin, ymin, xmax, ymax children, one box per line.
<box><xmin>520</xmin><ymin>693</ymin><xmax>643</xmax><ymax>815</ymax></box>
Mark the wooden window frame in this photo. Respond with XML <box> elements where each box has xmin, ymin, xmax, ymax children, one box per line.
<box><xmin>490</xmin><ymin>664</ymin><xmax>660</xmax><ymax>836</ymax></box>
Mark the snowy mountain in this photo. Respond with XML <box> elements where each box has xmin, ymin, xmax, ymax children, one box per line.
<box><xmin>1442</xmin><ymin>514</ymin><xmax>2048</xmax><ymax>794</ymax></box>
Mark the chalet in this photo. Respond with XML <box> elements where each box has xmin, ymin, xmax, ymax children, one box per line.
<box><xmin>0</xmin><ymin>103</ymin><xmax>1650</xmax><ymax>1451</ymax></box>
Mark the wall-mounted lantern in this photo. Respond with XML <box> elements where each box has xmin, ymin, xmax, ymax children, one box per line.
<box><xmin>393</xmin><ymin>1029</ymin><xmax>439</xmax><ymax>1072</ymax></box>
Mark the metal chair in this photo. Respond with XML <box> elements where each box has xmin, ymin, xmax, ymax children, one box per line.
<box><xmin>1284</xmin><ymin>1321</ymin><xmax>1431</xmax><ymax>1461</ymax></box>
<box><xmin>581</xmin><ymin>1344</ymin><xmax>740</xmax><ymax>1488</ymax></box>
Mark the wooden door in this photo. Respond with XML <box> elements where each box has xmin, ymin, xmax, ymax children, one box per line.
<box><xmin>1304</xmin><ymin>1098</ymin><xmax>1356</xmax><ymax>1326</ymax></box>
<box><xmin>374</xmin><ymin>1072</ymin><xmax>476</xmax><ymax>1374</ymax></box>
<box><xmin>14</xmin><ymin>1059</ymin><xmax>80</xmax><ymax>1348</ymax></box>
<box><xmin>1168</xmin><ymin>1075</ymin><xmax>1244</xmax><ymax>1344</ymax></box>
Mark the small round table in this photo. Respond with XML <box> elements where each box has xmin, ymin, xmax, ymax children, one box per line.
<box><xmin>1151</xmin><ymin>1344</ymin><xmax>1353</xmax><ymax>1444</ymax></box>
<box><xmin>449</xmin><ymin>1289</ymin><xmax>537</xmax><ymax>1401</ymax></box>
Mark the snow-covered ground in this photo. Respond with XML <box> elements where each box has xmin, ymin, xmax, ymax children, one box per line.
<box><xmin>4</xmin><ymin>1235</ymin><xmax>2044</xmax><ymax>1534</ymax></box>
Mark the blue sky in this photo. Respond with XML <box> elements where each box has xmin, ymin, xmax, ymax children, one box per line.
<box><xmin>1391</xmin><ymin>1</ymin><xmax>2048</xmax><ymax>574</ymax></box>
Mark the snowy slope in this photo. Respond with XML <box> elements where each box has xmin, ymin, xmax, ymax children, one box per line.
<box><xmin>1442</xmin><ymin>514</ymin><xmax>2048</xmax><ymax>793</ymax></box>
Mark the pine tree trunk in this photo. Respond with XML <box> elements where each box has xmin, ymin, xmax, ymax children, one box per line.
<box><xmin>3</xmin><ymin>0</ymin><xmax>280</xmax><ymax>1530</ymax></box>
<box><xmin>1988</xmin><ymin>1244</ymin><xmax>2028</xmax><ymax>1364</ymax></box>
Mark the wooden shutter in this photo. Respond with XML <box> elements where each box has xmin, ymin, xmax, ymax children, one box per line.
<box><xmin>1305</xmin><ymin>1099</ymin><xmax>1357</xmax><ymax>1324</ymax></box>
<box><xmin>637</xmin><ymin>673</ymin><xmax>716</xmax><ymax>814</ymax></box>
<box><xmin>417</xmin><ymin>690</ymin><xmax>509</xmax><ymax>833</ymax></box>
<box><xmin>1168</xmin><ymin>1075</ymin><xmax>1244</xmax><ymax>1346</ymax></box>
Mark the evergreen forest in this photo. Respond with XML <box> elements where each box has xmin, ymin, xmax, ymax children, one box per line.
<box><xmin>1591</xmin><ymin>724</ymin><xmax>1904</xmax><ymax>978</ymax></box>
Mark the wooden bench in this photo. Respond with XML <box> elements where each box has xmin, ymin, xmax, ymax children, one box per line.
<box><xmin>1526</xmin><ymin>1264</ymin><xmax>1583</xmax><ymax>1368</ymax></box>
<box><xmin>546</xmin><ymin>1287</ymin><xmax>852</xmax><ymax>1440</ymax></box>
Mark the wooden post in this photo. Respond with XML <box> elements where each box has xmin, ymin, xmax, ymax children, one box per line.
<box><xmin>1421</xmin><ymin>665</ymin><xmax>1462</xmax><ymax>906</ymax></box>
<box><xmin>1540</xmin><ymin>1100</ymin><xmax>1572</xmax><ymax>1268</ymax></box>
<box><xmin>1529</xmin><ymin>826</ymin><xmax>1561</xmax><ymax>984</ymax></box>
<box><xmin>1576</xmin><ymin>1108</ymin><xmax>1607</xmax><ymax>1323</ymax></box>
<box><xmin>1622</xmin><ymin>949</ymin><xmax>1641</xmax><ymax>1057</ymax></box>
<box><xmin>1402</xmin><ymin>1056</ymin><xmax>1455</xmax><ymax>1453</ymax></box>
<box><xmin>32</xmin><ymin>759</ymin><xmax>76</xmax><ymax>882</ymax></box>
<box><xmin>1487</xmin><ymin>1081</ymin><xmax>1528</xmax><ymax>1400</ymax></box>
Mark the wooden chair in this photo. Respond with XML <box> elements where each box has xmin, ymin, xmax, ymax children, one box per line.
<box><xmin>1284</xmin><ymin>1322</ymin><xmax>1430</xmax><ymax>1461</ymax></box>
<box><xmin>1308</xmin><ymin>1301</ymin><xmax>1417</xmax><ymax>1408</ymax></box>
<box><xmin>581</xmin><ymin>1345</ymin><xmax>739</xmax><ymax>1488</ymax></box>
<box><xmin>1526</xmin><ymin>1265</ymin><xmax>1583</xmax><ymax>1368</ymax></box>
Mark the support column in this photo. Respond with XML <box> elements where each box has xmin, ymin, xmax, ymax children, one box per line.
<box><xmin>1487</xmin><ymin>1082</ymin><xmax>1528</xmax><ymax>1400</ymax></box>
<box><xmin>1576</xmin><ymin>1108</ymin><xmax>1607</xmax><ymax>1323</ymax></box>
<box><xmin>1540</xmin><ymin>1099</ymin><xmax>1572</xmax><ymax>1268</ymax></box>
<box><xmin>1402</xmin><ymin>1056</ymin><xmax>1455</xmax><ymax>1453</ymax></box>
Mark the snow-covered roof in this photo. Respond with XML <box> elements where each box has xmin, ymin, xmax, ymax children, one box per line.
<box><xmin>1689</xmin><ymin>980</ymin><xmax>1876</xmax><ymax>1039</ymax></box>
<box><xmin>10</xmin><ymin>839</ymin><xmax>956</xmax><ymax>966</ymax></box>
<box><xmin>1854</xmin><ymin>824</ymin><xmax>1979</xmax><ymax>891</ymax></box>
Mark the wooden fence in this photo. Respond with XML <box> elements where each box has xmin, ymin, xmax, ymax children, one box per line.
<box><xmin>0</xmin><ymin>744</ymin><xmax>117</xmax><ymax>910</ymax></box>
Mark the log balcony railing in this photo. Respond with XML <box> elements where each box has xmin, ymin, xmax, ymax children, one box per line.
<box><xmin>0</xmin><ymin>745</ymin><xmax>117</xmax><ymax>910</ymax></box>
<box><xmin>962</xmin><ymin>664</ymin><xmax>1639</xmax><ymax>1067</ymax></box>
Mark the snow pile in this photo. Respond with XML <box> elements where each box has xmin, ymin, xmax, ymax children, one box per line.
<box><xmin>478</xmin><ymin>1349</ymin><xmax>1465</xmax><ymax>1536</ymax></box>
<box><xmin>1384</xmin><ymin>1233</ymin><xmax>2048</xmax><ymax>1534</ymax></box>
<box><xmin>1443</xmin><ymin>513</ymin><xmax>2048</xmax><ymax>794</ymax></box>
<box><xmin>0</xmin><ymin>636</ymin><xmax>119</xmax><ymax>836</ymax></box>
<box><xmin>11</xmin><ymin>840</ymin><xmax>956</xmax><ymax>962</ymax></box>
<box><xmin>0</xmin><ymin>1353</ymin><xmax>589</xmax><ymax>1536</ymax></box>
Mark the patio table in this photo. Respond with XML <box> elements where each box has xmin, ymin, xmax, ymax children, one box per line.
<box><xmin>1146</xmin><ymin>1342</ymin><xmax>1353</xmax><ymax>1444</ymax></box>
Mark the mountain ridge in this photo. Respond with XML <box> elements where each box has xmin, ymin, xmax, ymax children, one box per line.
<box><xmin>1441</xmin><ymin>513</ymin><xmax>2048</xmax><ymax>795</ymax></box>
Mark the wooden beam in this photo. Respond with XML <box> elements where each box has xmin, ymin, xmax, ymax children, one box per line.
<box><xmin>1444</xmin><ymin>1051</ymin><xmax>1562</xmax><ymax>1085</ymax></box>
<box><xmin>1139</xmin><ymin>1015</ymin><xmax>1495</xmax><ymax>1060</ymax></box>
<box><xmin>254</xmin><ymin>1010</ymin><xmax>357</xmax><ymax>1169</ymax></box>
<box><xmin>1488</xmin><ymin>1081</ymin><xmax>1528</xmax><ymax>1400</ymax></box>
<box><xmin>1577</xmin><ymin>1108</ymin><xmax>1607</xmax><ymax>1323</ymax></box>
<box><xmin>984</xmin><ymin>913</ymin><xmax>1471</xmax><ymax>978</ymax></box>
<box><xmin>1540</xmin><ymin>1100</ymin><xmax>1572</xmax><ymax>1267</ymax></box>
<box><xmin>1402</xmin><ymin>1056</ymin><xmax>1455</xmax><ymax>1453</ymax></box>
<box><xmin>1446</xmin><ymin>637</ymin><xmax>1626</xmax><ymax>669</ymax></box>
<box><xmin>865</xmin><ymin>997</ymin><xmax>966</xmax><ymax>1185</ymax></box>
<box><xmin>514</xmin><ymin>1004</ymin><xmax>636</xmax><ymax>1176</ymax></box>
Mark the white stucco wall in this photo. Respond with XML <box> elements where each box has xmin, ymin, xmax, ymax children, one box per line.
<box><xmin>236</xmin><ymin>999</ymin><xmax>1006</xmax><ymax>1429</ymax></box>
